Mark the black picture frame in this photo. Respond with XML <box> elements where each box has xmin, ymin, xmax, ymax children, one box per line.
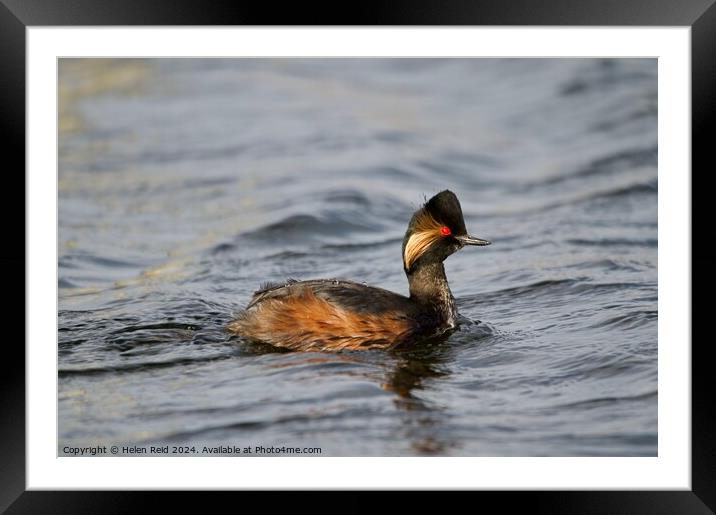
<box><xmin>4</xmin><ymin>0</ymin><xmax>714</xmax><ymax>512</ymax></box>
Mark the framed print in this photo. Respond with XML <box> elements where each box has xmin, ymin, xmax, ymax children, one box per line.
<box><xmin>5</xmin><ymin>0</ymin><xmax>714</xmax><ymax>512</ymax></box>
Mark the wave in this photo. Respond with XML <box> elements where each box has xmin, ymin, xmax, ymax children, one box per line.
<box><xmin>567</xmin><ymin>237</ymin><xmax>657</xmax><ymax>248</ymax></box>
<box><xmin>473</xmin><ymin>278</ymin><xmax>652</xmax><ymax>303</ymax></box>
<box><xmin>589</xmin><ymin>310</ymin><xmax>657</xmax><ymax>330</ymax></box>
<box><xmin>58</xmin><ymin>353</ymin><xmax>233</xmax><ymax>378</ymax></box>
<box><xmin>584</xmin><ymin>179</ymin><xmax>657</xmax><ymax>201</ymax></box>
<box><xmin>486</xmin><ymin>179</ymin><xmax>657</xmax><ymax>218</ymax></box>
<box><xmin>243</xmin><ymin>213</ymin><xmax>380</xmax><ymax>241</ymax></box>
<box><xmin>562</xmin><ymin>258</ymin><xmax>653</xmax><ymax>272</ymax></box>
<box><xmin>155</xmin><ymin>406</ymin><xmax>383</xmax><ymax>443</ymax></box>
<box><xmin>548</xmin><ymin>390</ymin><xmax>657</xmax><ymax>410</ymax></box>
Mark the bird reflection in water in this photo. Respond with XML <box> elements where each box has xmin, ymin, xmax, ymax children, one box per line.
<box><xmin>241</xmin><ymin>330</ymin><xmax>463</xmax><ymax>455</ymax></box>
<box><xmin>383</xmin><ymin>332</ymin><xmax>459</xmax><ymax>455</ymax></box>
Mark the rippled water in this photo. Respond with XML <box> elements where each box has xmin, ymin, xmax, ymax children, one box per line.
<box><xmin>58</xmin><ymin>58</ymin><xmax>657</xmax><ymax>456</ymax></box>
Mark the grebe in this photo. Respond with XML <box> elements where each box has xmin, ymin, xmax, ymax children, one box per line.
<box><xmin>228</xmin><ymin>190</ymin><xmax>491</xmax><ymax>351</ymax></box>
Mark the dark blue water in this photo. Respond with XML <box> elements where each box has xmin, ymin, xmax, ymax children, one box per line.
<box><xmin>58</xmin><ymin>58</ymin><xmax>657</xmax><ymax>456</ymax></box>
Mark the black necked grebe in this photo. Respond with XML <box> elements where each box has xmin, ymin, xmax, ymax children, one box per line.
<box><xmin>228</xmin><ymin>190</ymin><xmax>491</xmax><ymax>351</ymax></box>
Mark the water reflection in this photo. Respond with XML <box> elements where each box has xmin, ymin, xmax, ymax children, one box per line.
<box><xmin>385</xmin><ymin>334</ymin><xmax>457</xmax><ymax>454</ymax></box>
<box><xmin>385</xmin><ymin>334</ymin><xmax>453</xmax><ymax>401</ymax></box>
<box><xmin>238</xmin><ymin>331</ymin><xmax>459</xmax><ymax>454</ymax></box>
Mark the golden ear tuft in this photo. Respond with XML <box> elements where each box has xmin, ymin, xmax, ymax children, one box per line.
<box><xmin>403</xmin><ymin>210</ymin><xmax>444</xmax><ymax>270</ymax></box>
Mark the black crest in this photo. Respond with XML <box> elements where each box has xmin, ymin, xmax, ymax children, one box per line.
<box><xmin>423</xmin><ymin>190</ymin><xmax>468</xmax><ymax>236</ymax></box>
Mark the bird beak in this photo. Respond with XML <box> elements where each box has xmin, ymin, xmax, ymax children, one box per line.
<box><xmin>456</xmin><ymin>234</ymin><xmax>491</xmax><ymax>246</ymax></box>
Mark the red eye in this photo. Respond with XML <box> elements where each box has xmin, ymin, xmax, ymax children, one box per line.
<box><xmin>440</xmin><ymin>226</ymin><xmax>451</xmax><ymax>236</ymax></box>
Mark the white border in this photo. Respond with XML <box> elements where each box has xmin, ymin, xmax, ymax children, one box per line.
<box><xmin>28</xmin><ymin>27</ymin><xmax>690</xmax><ymax>489</ymax></box>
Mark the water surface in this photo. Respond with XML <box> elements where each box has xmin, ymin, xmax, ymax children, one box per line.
<box><xmin>59</xmin><ymin>58</ymin><xmax>657</xmax><ymax>456</ymax></box>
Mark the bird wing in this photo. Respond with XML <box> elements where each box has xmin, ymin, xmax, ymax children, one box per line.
<box><xmin>245</xmin><ymin>278</ymin><xmax>413</xmax><ymax>315</ymax></box>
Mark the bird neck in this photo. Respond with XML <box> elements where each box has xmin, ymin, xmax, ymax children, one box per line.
<box><xmin>407</xmin><ymin>262</ymin><xmax>457</xmax><ymax>323</ymax></box>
